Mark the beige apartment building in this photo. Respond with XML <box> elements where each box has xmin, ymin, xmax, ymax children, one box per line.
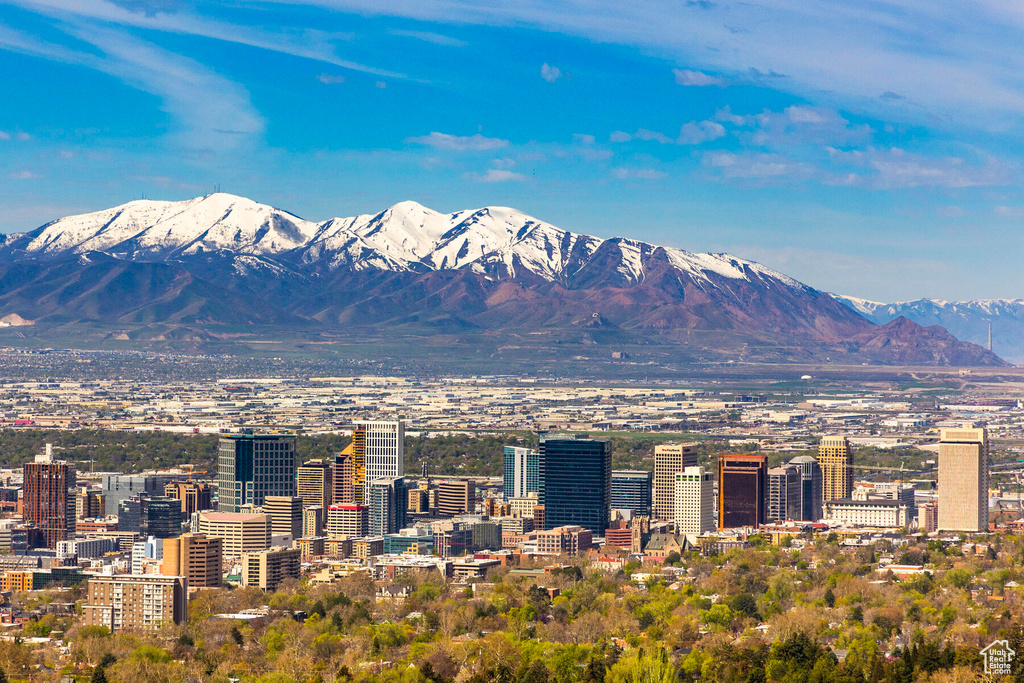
<box><xmin>263</xmin><ymin>496</ymin><xmax>303</xmax><ymax>539</ymax></box>
<box><xmin>819</xmin><ymin>436</ymin><xmax>853</xmax><ymax>501</ymax></box>
<box><xmin>196</xmin><ymin>512</ymin><xmax>270</xmax><ymax>557</ymax></box>
<box><xmin>162</xmin><ymin>533</ymin><xmax>223</xmax><ymax>588</ymax></box>
<box><xmin>83</xmin><ymin>574</ymin><xmax>187</xmax><ymax>631</ymax></box>
<box><xmin>297</xmin><ymin>459</ymin><xmax>333</xmax><ymax>510</ymax></box>
<box><xmin>653</xmin><ymin>443</ymin><xmax>699</xmax><ymax>520</ymax></box>
<box><xmin>937</xmin><ymin>427</ymin><xmax>989</xmax><ymax>533</ymax></box>
<box><xmin>241</xmin><ymin>546</ymin><xmax>302</xmax><ymax>591</ymax></box>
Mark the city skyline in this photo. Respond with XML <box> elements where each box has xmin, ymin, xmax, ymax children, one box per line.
<box><xmin>2</xmin><ymin>2</ymin><xmax>1024</xmax><ymax>301</ymax></box>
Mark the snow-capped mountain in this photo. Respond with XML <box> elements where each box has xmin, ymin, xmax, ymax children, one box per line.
<box><xmin>834</xmin><ymin>294</ymin><xmax>1024</xmax><ymax>364</ymax></box>
<box><xmin>1</xmin><ymin>193</ymin><xmax>805</xmax><ymax>289</ymax></box>
<box><xmin>0</xmin><ymin>194</ymin><xmax>1007</xmax><ymax>366</ymax></box>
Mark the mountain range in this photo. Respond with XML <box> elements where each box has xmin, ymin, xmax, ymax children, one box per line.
<box><xmin>0</xmin><ymin>193</ymin><xmax>1007</xmax><ymax>367</ymax></box>
<box><xmin>835</xmin><ymin>295</ymin><xmax>1024</xmax><ymax>365</ymax></box>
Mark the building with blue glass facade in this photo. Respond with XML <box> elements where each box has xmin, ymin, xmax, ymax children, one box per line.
<box><xmin>503</xmin><ymin>446</ymin><xmax>539</xmax><ymax>500</ymax></box>
<box><xmin>539</xmin><ymin>435</ymin><xmax>611</xmax><ymax>533</ymax></box>
<box><xmin>217</xmin><ymin>433</ymin><xmax>298</xmax><ymax>512</ymax></box>
<box><xmin>611</xmin><ymin>470</ymin><xmax>653</xmax><ymax>517</ymax></box>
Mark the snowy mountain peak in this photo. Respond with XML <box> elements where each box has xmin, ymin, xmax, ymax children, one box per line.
<box><xmin>4</xmin><ymin>194</ymin><xmax>800</xmax><ymax>290</ymax></box>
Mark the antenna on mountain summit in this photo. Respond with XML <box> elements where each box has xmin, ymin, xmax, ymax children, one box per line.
<box><xmin>988</xmin><ymin>322</ymin><xmax>992</xmax><ymax>351</ymax></box>
<box><xmin>214</xmin><ymin>183</ymin><xmax>221</xmax><ymax>194</ymax></box>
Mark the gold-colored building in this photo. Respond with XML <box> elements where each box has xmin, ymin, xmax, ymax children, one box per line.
<box><xmin>819</xmin><ymin>436</ymin><xmax>853</xmax><ymax>501</ymax></box>
<box><xmin>297</xmin><ymin>459</ymin><xmax>333</xmax><ymax>510</ymax></box>
<box><xmin>653</xmin><ymin>443</ymin><xmax>699</xmax><ymax>520</ymax></box>
<box><xmin>162</xmin><ymin>533</ymin><xmax>223</xmax><ymax>588</ymax></box>
<box><xmin>938</xmin><ymin>427</ymin><xmax>989</xmax><ymax>533</ymax></box>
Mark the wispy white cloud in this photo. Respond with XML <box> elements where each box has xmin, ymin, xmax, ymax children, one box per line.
<box><xmin>8</xmin><ymin>0</ymin><xmax>404</xmax><ymax>79</ymax></box>
<box><xmin>0</xmin><ymin>22</ymin><xmax>264</xmax><ymax>151</ymax></box>
<box><xmin>0</xmin><ymin>132</ymin><xmax>10</xmax><ymax>141</ymax></box>
<box><xmin>609</xmin><ymin>128</ymin><xmax>673</xmax><ymax>144</ymax></box>
<box><xmin>468</xmin><ymin>168</ymin><xmax>527</xmax><ymax>182</ymax></box>
<box><xmin>316</xmin><ymin>73</ymin><xmax>345</xmax><ymax>84</ymax></box>
<box><xmin>703</xmin><ymin>151</ymin><xmax>815</xmax><ymax>181</ymax></box>
<box><xmin>406</xmin><ymin>131</ymin><xmax>510</xmax><ymax>151</ymax></box>
<box><xmin>540</xmin><ymin>63</ymin><xmax>562</xmax><ymax>83</ymax></box>
<box><xmin>673</xmin><ymin>68</ymin><xmax>723</xmax><ymax>86</ymax></box>
<box><xmin>389</xmin><ymin>28</ymin><xmax>467</xmax><ymax>47</ymax></box>
<box><xmin>268</xmin><ymin>0</ymin><xmax>1024</xmax><ymax>130</ymax></box>
<box><xmin>572</xmin><ymin>133</ymin><xmax>595</xmax><ymax>145</ymax></box>
<box><xmin>9</xmin><ymin>170</ymin><xmax>42</xmax><ymax>179</ymax></box>
<box><xmin>678</xmin><ymin>120</ymin><xmax>725</xmax><ymax>144</ymax></box>
<box><xmin>611</xmin><ymin>167</ymin><xmax>667</xmax><ymax>180</ymax></box>
<box><xmin>994</xmin><ymin>206</ymin><xmax>1024</xmax><ymax>217</ymax></box>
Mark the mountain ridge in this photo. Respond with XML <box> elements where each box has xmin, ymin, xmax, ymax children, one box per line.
<box><xmin>0</xmin><ymin>194</ymin><xmax>1008</xmax><ymax>367</ymax></box>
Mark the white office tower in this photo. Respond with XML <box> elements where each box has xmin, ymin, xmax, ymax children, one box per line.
<box><xmin>937</xmin><ymin>426</ymin><xmax>989</xmax><ymax>533</ymax></box>
<box><xmin>131</xmin><ymin>536</ymin><xmax>163</xmax><ymax>575</ymax></box>
<box><xmin>357</xmin><ymin>421</ymin><xmax>405</xmax><ymax>501</ymax></box>
<box><xmin>674</xmin><ymin>467</ymin><xmax>714</xmax><ymax>536</ymax></box>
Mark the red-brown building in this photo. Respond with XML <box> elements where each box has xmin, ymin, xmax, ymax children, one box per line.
<box><xmin>23</xmin><ymin>448</ymin><xmax>76</xmax><ymax>549</ymax></box>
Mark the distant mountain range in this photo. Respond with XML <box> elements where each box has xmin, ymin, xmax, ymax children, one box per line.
<box><xmin>0</xmin><ymin>193</ymin><xmax>1007</xmax><ymax>366</ymax></box>
<box><xmin>835</xmin><ymin>295</ymin><xmax>1024</xmax><ymax>364</ymax></box>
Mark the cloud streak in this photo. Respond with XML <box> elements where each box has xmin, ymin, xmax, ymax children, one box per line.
<box><xmin>406</xmin><ymin>132</ymin><xmax>510</xmax><ymax>151</ymax></box>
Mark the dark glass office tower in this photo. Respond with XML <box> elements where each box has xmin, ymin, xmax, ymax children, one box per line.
<box><xmin>118</xmin><ymin>496</ymin><xmax>182</xmax><ymax>538</ymax></box>
<box><xmin>539</xmin><ymin>435</ymin><xmax>611</xmax><ymax>533</ymax></box>
<box><xmin>217</xmin><ymin>433</ymin><xmax>298</xmax><ymax>512</ymax></box>
<box><xmin>788</xmin><ymin>455</ymin><xmax>823</xmax><ymax>522</ymax></box>
<box><xmin>717</xmin><ymin>454</ymin><xmax>768</xmax><ymax>529</ymax></box>
<box><xmin>610</xmin><ymin>470</ymin><xmax>653</xmax><ymax>517</ymax></box>
<box><xmin>369</xmin><ymin>477</ymin><xmax>408</xmax><ymax>536</ymax></box>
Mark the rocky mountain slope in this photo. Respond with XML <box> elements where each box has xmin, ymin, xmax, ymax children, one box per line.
<box><xmin>0</xmin><ymin>194</ymin><xmax>1007</xmax><ymax>366</ymax></box>
<box><xmin>835</xmin><ymin>295</ymin><xmax>1024</xmax><ymax>364</ymax></box>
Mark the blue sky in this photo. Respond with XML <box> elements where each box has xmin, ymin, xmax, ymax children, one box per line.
<box><xmin>1</xmin><ymin>0</ymin><xmax>1023</xmax><ymax>301</ymax></box>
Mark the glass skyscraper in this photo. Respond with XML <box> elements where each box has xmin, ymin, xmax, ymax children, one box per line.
<box><xmin>610</xmin><ymin>470</ymin><xmax>653</xmax><ymax>517</ymax></box>
<box><xmin>369</xmin><ymin>477</ymin><xmax>408</xmax><ymax>536</ymax></box>
<box><xmin>539</xmin><ymin>435</ymin><xmax>611</xmax><ymax>533</ymax></box>
<box><xmin>504</xmin><ymin>446</ymin><xmax>539</xmax><ymax>500</ymax></box>
<box><xmin>217</xmin><ymin>433</ymin><xmax>298</xmax><ymax>512</ymax></box>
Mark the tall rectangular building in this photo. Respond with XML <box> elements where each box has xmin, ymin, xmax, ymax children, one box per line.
<box><xmin>653</xmin><ymin>443</ymin><xmax>699</xmax><ymax>520</ymax></box>
<box><xmin>819</xmin><ymin>436</ymin><xmax>853</xmax><ymax>501</ymax></box>
<box><xmin>539</xmin><ymin>435</ymin><xmax>611</xmax><ymax>533</ymax></box>
<box><xmin>767</xmin><ymin>465</ymin><xmax>800</xmax><ymax>522</ymax></box>
<box><xmin>438</xmin><ymin>480</ymin><xmax>476</xmax><ymax>516</ymax></box>
<box><xmin>196</xmin><ymin>512</ymin><xmax>271</xmax><ymax>557</ymax></box>
<box><xmin>216</xmin><ymin>433</ymin><xmax>298</xmax><ymax>513</ymax></box>
<box><xmin>164</xmin><ymin>481</ymin><xmax>213</xmax><ymax>518</ymax></box>
<box><xmin>241</xmin><ymin>547</ymin><xmax>301</xmax><ymax>591</ymax></box>
<box><xmin>162</xmin><ymin>533</ymin><xmax>223</xmax><ymax>588</ymax></box>
<box><xmin>262</xmin><ymin>496</ymin><xmax>303</xmax><ymax>539</ymax></box>
<box><xmin>503</xmin><ymin>446</ymin><xmax>539</xmax><ymax>500</ymax></box>
<box><xmin>326</xmin><ymin>504</ymin><xmax>368</xmax><ymax>539</ymax></box>
<box><xmin>333</xmin><ymin>446</ymin><xmax>355</xmax><ymax>504</ymax></box>
<box><xmin>103</xmin><ymin>474</ymin><xmax>184</xmax><ymax>517</ymax></box>
<box><xmin>788</xmin><ymin>456</ymin><xmax>824</xmax><ymax>522</ymax></box>
<box><xmin>297</xmin><ymin>459</ymin><xmax>333</xmax><ymax>510</ymax></box>
<box><xmin>611</xmin><ymin>470</ymin><xmax>653</xmax><ymax>517</ymax></box>
<box><xmin>674</xmin><ymin>466</ymin><xmax>714</xmax><ymax>535</ymax></box>
<box><xmin>23</xmin><ymin>447</ymin><xmax>76</xmax><ymax>549</ymax></box>
<box><xmin>369</xmin><ymin>478</ymin><xmax>408</xmax><ymax>536</ymax></box>
<box><xmin>118</xmin><ymin>496</ymin><xmax>181</xmax><ymax>539</ymax></box>
<box><xmin>717</xmin><ymin>453</ymin><xmax>767</xmax><ymax>530</ymax></box>
<box><xmin>302</xmin><ymin>506</ymin><xmax>325</xmax><ymax>538</ymax></box>
<box><xmin>357</xmin><ymin>421</ymin><xmax>405</xmax><ymax>502</ymax></box>
<box><xmin>83</xmin><ymin>574</ymin><xmax>187</xmax><ymax>631</ymax></box>
<box><xmin>938</xmin><ymin>427</ymin><xmax>989</xmax><ymax>533</ymax></box>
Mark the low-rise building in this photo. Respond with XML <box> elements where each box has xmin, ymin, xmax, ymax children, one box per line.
<box><xmin>82</xmin><ymin>574</ymin><xmax>187</xmax><ymax>631</ymax></box>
